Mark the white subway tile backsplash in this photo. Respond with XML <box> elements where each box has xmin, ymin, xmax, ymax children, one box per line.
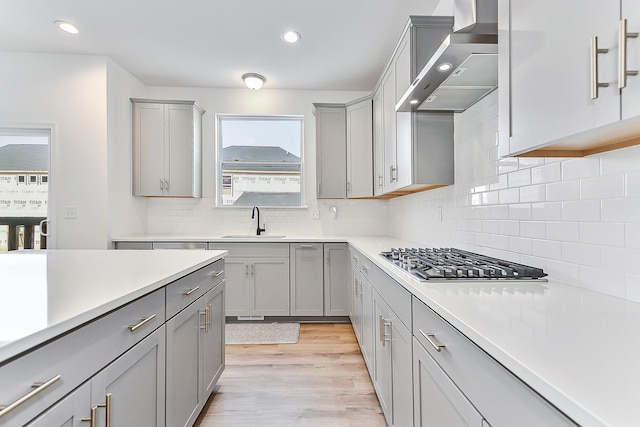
<box><xmin>626</xmin><ymin>223</ymin><xmax>640</xmax><ymax>249</ymax></box>
<box><xmin>520</xmin><ymin>184</ymin><xmax>546</xmax><ymax>203</ymax></box>
<box><xmin>601</xmin><ymin>198</ymin><xmax>640</xmax><ymax>222</ymax></box>
<box><xmin>508</xmin><ymin>169</ymin><xmax>531</xmax><ymax>187</ymax></box>
<box><xmin>562</xmin><ymin>242</ymin><xmax>601</xmax><ymax>267</ymax></box>
<box><xmin>509</xmin><ymin>236</ymin><xmax>532</xmax><ymax>254</ymax></box>
<box><xmin>601</xmin><ymin>246</ymin><xmax>640</xmax><ymax>275</ymax></box>
<box><xmin>532</xmin><ymin>239</ymin><xmax>562</xmax><ymax>259</ymax></box>
<box><xmin>546</xmin><ymin>180</ymin><xmax>580</xmax><ymax>201</ymax></box>
<box><xmin>580</xmin><ymin>222</ymin><xmax>625</xmax><ymax>247</ymax></box>
<box><xmin>626</xmin><ymin>171</ymin><xmax>640</xmax><ymax>197</ymax></box>
<box><xmin>499</xmin><ymin>188</ymin><xmax>520</xmax><ymax>204</ymax></box>
<box><xmin>546</xmin><ymin>221</ymin><xmax>580</xmax><ymax>242</ymax></box>
<box><xmin>531</xmin><ymin>202</ymin><xmax>563</xmax><ymax>221</ymax></box>
<box><xmin>509</xmin><ymin>203</ymin><xmax>532</xmax><ymax>220</ymax></box>
<box><xmin>499</xmin><ymin>220</ymin><xmax>520</xmax><ymax>236</ymax></box>
<box><xmin>580</xmin><ymin>174</ymin><xmax>624</xmax><ymax>199</ymax></box>
<box><xmin>601</xmin><ymin>144</ymin><xmax>640</xmax><ymax>175</ymax></box>
<box><xmin>561</xmin><ymin>200</ymin><xmax>601</xmax><ymax>222</ymax></box>
<box><xmin>520</xmin><ymin>221</ymin><xmax>546</xmax><ymax>238</ymax></box>
<box><xmin>562</xmin><ymin>157</ymin><xmax>600</xmax><ymax>180</ymax></box>
<box><xmin>531</xmin><ymin>163</ymin><xmax>561</xmax><ymax>184</ymax></box>
<box><xmin>625</xmin><ymin>274</ymin><xmax>640</xmax><ymax>302</ymax></box>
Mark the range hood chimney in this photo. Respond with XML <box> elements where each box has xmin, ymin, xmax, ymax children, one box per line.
<box><xmin>396</xmin><ymin>0</ymin><xmax>498</xmax><ymax>113</ymax></box>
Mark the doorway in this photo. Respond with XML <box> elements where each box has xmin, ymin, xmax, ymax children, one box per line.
<box><xmin>0</xmin><ymin>127</ymin><xmax>52</xmax><ymax>251</ymax></box>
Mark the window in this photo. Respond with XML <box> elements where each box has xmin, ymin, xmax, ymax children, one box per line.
<box><xmin>217</xmin><ymin>115</ymin><xmax>303</xmax><ymax>207</ymax></box>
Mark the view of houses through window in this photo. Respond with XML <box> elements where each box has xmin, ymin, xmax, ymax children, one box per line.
<box><xmin>218</xmin><ymin>115</ymin><xmax>303</xmax><ymax>207</ymax></box>
<box><xmin>0</xmin><ymin>132</ymin><xmax>49</xmax><ymax>251</ymax></box>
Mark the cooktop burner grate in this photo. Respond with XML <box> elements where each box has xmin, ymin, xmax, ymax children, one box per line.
<box><xmin>379</xmin><ymin>247</ymin><xmax>547</xmax><ymax>281</ymax></box>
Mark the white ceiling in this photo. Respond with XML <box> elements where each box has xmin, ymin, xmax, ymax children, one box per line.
<box><xmin>1</xmin><ymin>0</ymin><xmax>452</xmax><ymax>91</ymax></box>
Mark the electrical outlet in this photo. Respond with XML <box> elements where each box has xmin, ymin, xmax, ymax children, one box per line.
<box><xmin>311</xmin><ymin>209</ymin><xmax>320</xmax><ymax>220</ymax></box>
<box><xmin>64</xmin><ymin>206</ymin><xmax>77</xmax><ymax>219</ymax></box>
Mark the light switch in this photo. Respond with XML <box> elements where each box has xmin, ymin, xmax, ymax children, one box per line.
<box><xmin>64</xmin><ymin>206</ymin><xmax>77</xmax><ymax>219</ymax></box>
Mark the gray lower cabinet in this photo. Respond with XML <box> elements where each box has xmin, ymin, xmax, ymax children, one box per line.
<box><xmin>166</xmin><ymin>281</ymin><xmax>225</xmax><ymax>427</ymax></box>
<box><xmin>290</xmin><ymin>243</ymin><xmax>324</xmax><ymax>316</ymax></box>
<box><xmin>324</xmin><ymin>243</ymin><xmax>349</xmax><ymax>316</ymax></box>
<box><xmin>210</xmin><ymin>243</ymin><xmax>290</xmax><ymax>317</ymax></box>
<box><xmin>373</xmin><ymin>289</ymin><xmax>413</xmax><ymax>427</ymax></box>
<box><xmin>413</xmin><ymin>336</ymin><xmax>483</xmax><ymax>427</ymax></box>
<box><xmin>28</xmin><ymin>327</ymin><xmax>167</xmax><ymax>427</ymax></box>
<box><xmin>224</xmin><ymin>257</ymin><xmax>289</xmax><ymax>317</ymax></box>
<box><xmin>350</xmin><ymin>261</ymin><xmax>375</xmax><ymax>375</ymax></box>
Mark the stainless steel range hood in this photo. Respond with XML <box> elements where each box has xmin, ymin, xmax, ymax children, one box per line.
<box><xmin>396</xmin><ymin>0</ymin><xmax>497</xmax><ymax>113</ymax></box>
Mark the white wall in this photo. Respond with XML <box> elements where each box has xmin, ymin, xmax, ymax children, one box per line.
<box><xmin>0</xmin><ymin>53</ymin><xmax>109</xmax><ymax>249</ymax></box>
<box><xmin>389</xmin><ymin>91</ymin><xmax>640</xmax><ymax>302</ymax></box>
<box><xmin>106</xmin><ymin>58</ymin><xmax>148</xmax><ymax>241</ymax></box>
<box><xmin>141</xmin><ymin>86</ymin><xmax>389</xmax><ymax>237</ymax></box>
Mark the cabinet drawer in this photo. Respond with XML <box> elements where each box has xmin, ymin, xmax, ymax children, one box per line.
<box><xmin>368</xmin><ymin>262</ymin><xmax>411</xmax><ymax>331</ymax></box>
<box><xmin>412</xmin><ymin>297</ymin><xmax>576</xmax><ymax>427</ymax></box>
<box><xmin>0</xmin><ymin>289</ymin><xmax>164</xmax><ymax>427</ymax></box>
<box><xmin>114</xmin><ymin>241</ymin><xmax>153</xmax><ymax>250</ymax></box>
<box><xmin>166</xmin><ymin>259</ymin><xmax>225</xmax><ymax>319</ymax></box>
<box><xmin>153</xmin><ymin>241</ymin><xmax>208</xmax><ymax>250</ymax></box>
<box><xmin>209</xmin><ymin>243</ymin><xmax>289</xmax><ymax>258</ymax></box>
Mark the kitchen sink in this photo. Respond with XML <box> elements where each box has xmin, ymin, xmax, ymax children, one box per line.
<box><xmin>220</xmin><ymin>235</ymin><xmax>286</xmax><ymax>239</ymax></box>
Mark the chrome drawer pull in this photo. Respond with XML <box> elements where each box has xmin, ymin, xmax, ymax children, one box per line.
<box><xmin>184</xmin><ymin>286</ymin><xmax>200</xmax><ymax>296</ymax></box>
<box><xmin>0</xmin><ymin>374</ymin><xmax>61</xmax><ymax>417</ymax></box>
<box><xmin>420</xmin><ymin>329</ymin><xmax>445</xmax><ymax>352</ymax></box>
<box><xmin>128</xmin><ymin>314</ymin><xmax>157</xmax><ymax>332</ymax></box>
<box><xmin>299</xmin><ymin>244</ymin><xmax>314</xmax><ymax>249</ymax></box>
<box><xmin>209</xmin><ymin>270</ymin><xmax>223</xmax><ymax>277</ymax></box>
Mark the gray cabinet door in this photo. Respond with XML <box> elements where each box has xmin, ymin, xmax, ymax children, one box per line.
<box><xmin>315</xmin><ymin>105</ymin><xmax>347</xmax><ymax>198</ymax></box>
<box><xmin>252</xmin><ymin>257</ymin><xmax>290</xmax><ymax>316</ymax></box>
<box><xmin>413</xmin><ymin>337</ymin><xmax>484</xmax><ymax>427</ymax></box>
<box><xmin>224</xmin><ymin>257</ymin><xmax>250</xmax><ymax>316</ymax></box>
<box><xmin>324</xmin><ymin>243</ymin><xmax>349</xmax><ymax>316</ymax></box>
<box><xmin>290</xmin><ymin>243</ymin><xmax>324</xmax><ymax>316</ymax></box>
<box><xmin>26</xmin><ymin>382</ymin><xmax>91</xmax><ymax>427</ymax></box>
<box><xmin>373</xmin><ymin>292</ymin><xmax>393</xmax><ymax>424</ymax></box>
<box><xmin>361</xmin><ymin>277</ymin><xmax>375</xmax><ymax>376</ymax></box>
<box><xmin>373</xmin><ymin>87</ymin><xmax>385</xmax><ymax>196</ymax></box>
<box><xmin>166</xmin><ymin>299</ymin><xmax>203</xmax><ymax>427</ymax></box>
<box><xmin>133</xmin><ymin>101</ymin><xmax>165</xmax><ymax>196</ymax></box>
<box><xmin>350</xmin><ymin>265</ymin><xmax>364</xmax><ymax>343</ymax></box>
<box><xmin>201</xmin><ymin>283</ymin><xmax>225</xmax><ymax>399</ymax></box>
<box><xmin>390</xmin><ymin>304</ymin><xmax>413</xmax><ymax>427</ymax></box>
<box><xmin>91</xmin><ymin>326</ymin><xmax>166</xmax><ymax>427</ymax></box>
<box><xmin>346</xmin><ymin>99</ymin><xmax>373</xmax><ymax>198</ymax></box>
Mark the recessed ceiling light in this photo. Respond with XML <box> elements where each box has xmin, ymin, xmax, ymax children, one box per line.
<box><xmin>55</xmin><ymin>20</ymin><xmax>79</xmax><ymax>34</ymax></box>
<box><xmin>242</xmin><ymin>73</ymin><xmax>266</xmax><ymax>90</ymax></box>
<box><xmin>282</xmin><ymin>30</ymin><xmax>301</xmax><ymax>43</ymax></box>
<box><xmin>437</xmin><ymin>63</ymin><xmax>453</xmax><ymax>72</ymax></box>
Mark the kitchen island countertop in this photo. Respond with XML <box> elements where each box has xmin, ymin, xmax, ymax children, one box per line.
<box><xmin>0</xmin><ymin>249</ymin><xmax>226</xmax><ymax>364</ymax></box>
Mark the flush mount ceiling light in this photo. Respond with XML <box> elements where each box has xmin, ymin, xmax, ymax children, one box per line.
<box><xmin>437</xmin><ymin>62</ymin><xmax>453</xmax><ymax>72</ymax></box>
<box><xmin>282</xmin><ymin>30</ymin><xmax>301</xmax><ymax>43</ymax></box>
<box><xmin>242</xmin><ymin>73</ymin><xmax>266</xmax><ymax>90</ymax></box>
<box><xmin>410</xmin><ymin>99</ymin><xmax>419</xmax><ymax>105</ymax></box>
<box><xmin>55</xmin><ymin>20</ymin><xmax>79</xmax><ymax>34</ymax></box>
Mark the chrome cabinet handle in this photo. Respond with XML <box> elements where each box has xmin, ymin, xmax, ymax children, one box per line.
<box><xmin>245</xmin><ymin>264</ymin><xmax>249</xmax><ymax>276</ymax></box>
<box><xmin>128</xmin><ymin>314</ymin><xmax>157</xmax><ymax>332</ymax></box>
<box><xmin>81</xmin><ymin>406</ymin><xmax>98</xmax><ymax>427</ymax></box>
<box><xmin>160</xmin><ymin>179</ymin><xmax>164</xmax><ymax>191</ymax></box>
<box><xmin>380</xmin><ymin>316</ymin><xmax>391</xmax><ymax>346</ymax></box>
<box><xmin>209</xmin><ymin>270</ymin><xmax>224</xmax><ymax>277</ymax></box>
<box><xmin>347</xmin><ymin>181</ymin><xmax>351</xmax><ymax>194</ymax></box>
<box><xmin>0</xmin><ymin>375</ymin><xmax>62</xmax><ymax>417</ymax></box>
<box><xmin>419</xmin><ymin>329</ymin><xmax>445</xmax><ymax>352</ymax></box>
<box><xmin>354</xmin><ymin>278</ymin><xmax>362</xmax><ymax>296</ymax></box>
<box><xmin>299</xmin><ymin>244</ymin><xmax>314</xmax><ymax>249</ymax></box>
<box><xmin>184</xmin><ymin>286</ymin><xmax>200</xmax><ymax>296</ymax></box>
<box><xmin>591</xmin><ymin>36</ymin><xmax>610</xmax><ymax>99</ymax></box>
<box><xmin>200</xmin><ymin>309</ymin><xmax>207</xmax><ymax>331</ymax></box>
<box><xmin>251</xmin><ymin>265</ymin><xmax>254</xmax><ymax>276</ymax></box>
<box><xmin>164</xmin><ymin>179</ymin><xmax>169</xmax><ymax>191</ymax></box>
<box><xmin>378</xmin><ymin>174</ymin><xmax>383</xmax><ymax>189</ymax></box>
<box><xmin>619</xmin><ymin>19</ymin><xmax>639</xmax><ymax>89</ymax></box>
<box><xmin>206</xmin><ymin>304</ymin><xmax>211</xmax><ymax>333</ymax></box>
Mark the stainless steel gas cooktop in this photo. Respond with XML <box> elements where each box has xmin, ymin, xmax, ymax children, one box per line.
<box><xmin>379</xmin><ymin>247</ymin><xmax>547</xmax><ymax>282</ymax></box>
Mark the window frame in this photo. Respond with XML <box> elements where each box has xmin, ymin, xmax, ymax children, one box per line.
<box><xmin>216</xmin><ymin>114</ymin><xmax>305</xmax><ymax>208</ymax></box>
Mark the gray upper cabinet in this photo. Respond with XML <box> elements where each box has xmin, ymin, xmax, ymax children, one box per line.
<box><xmin>498</xmin><ymin>0</ymin><xmax>640</xmax><ymax>157</ymax></box>
<box><xmin>314</xmin><ymin>104</ymin><xmax>346</xmax><ymax>199</ymax></box>
<box><xmin>377</xmin><ymin>17</ymin><xmax>455</xmax><ymax>197</ymax></box>
<box><xmin>132</xmin><ymin>99</ymin><xmax>204</xmax><ymax>197</ymax></box>
<box><xmin>314</xmin><ymin>100</ymin><xmax>373</xmax><ymax>199</ymax></box>
<box><xmin>346</xmin><ymin>98</ymin><xmax>373</xmax><ymax>198</ymax></box>
<box><xmin>372</xmin><ymin>87</ymin><xmax>385</xmax><ymax>196</ymax></box>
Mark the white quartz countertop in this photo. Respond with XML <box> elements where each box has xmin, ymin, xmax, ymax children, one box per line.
<box><xmin>110</xmin><ymin>233</ymin><xmax>640</xmax><ymax>426</ymax></box>
<box><xmin>347</xmin><ymin>236</ymin><xmax>640</xmax><ymax>427</ymax></box>
<box><xmin>0</xmin><ymin>249</ymin><xmax>226</xmax><ymax>364</ymax></box>
<box><xmin>112</xmin><ymin>234</ymin><xmax>348</xmax><ymax>243</ymax></box>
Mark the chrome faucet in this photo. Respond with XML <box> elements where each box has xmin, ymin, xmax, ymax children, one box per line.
<box><xmin>251</xmin><ymin>206</ymin><xmax>266</xmax><ymax>236</ymax></box>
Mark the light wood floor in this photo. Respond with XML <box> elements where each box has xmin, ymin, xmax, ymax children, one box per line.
<box><xmin>195</xmin><ymin>323</ymin><xmax>387</xmax><ymax>427</ymax></box>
